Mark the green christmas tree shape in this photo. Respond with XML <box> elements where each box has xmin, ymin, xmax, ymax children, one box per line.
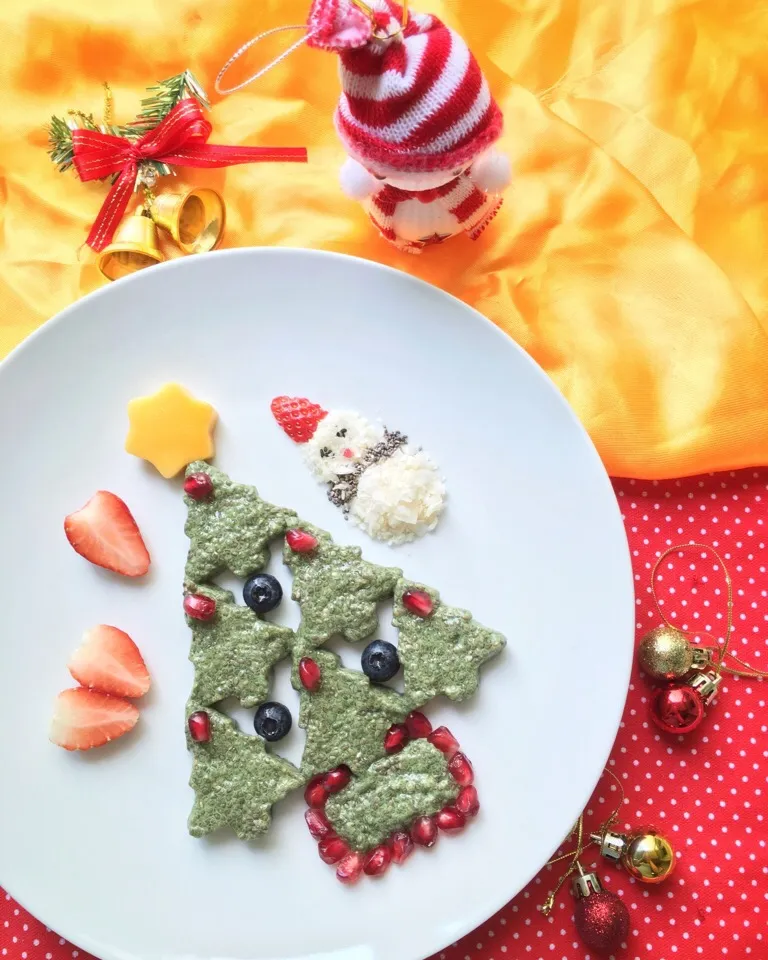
<box><xmin>394</xmin><ymin>579</ymin><xmax>506</xmax><ymax>706</ymax></box>
<box><xmin>325</xmin><ymin>738</ymin><xmax>459</xmax><ymax>850</ymax></box>
<box><xmin>188</xmin><ymin>711</ymin><xmax>304</xmax><ymax>841</ymax></box>
<box><xmin>182</xmin><ymin>464</ymin><xmax>506</xmax><ymax>846</ymax></box>
<box><xmin>184</xmin><ymin>462</ymin><xmax>297</xmax><ymax>581</ymax></box>
<box><xmin>186</xmin><ymin>584</ymin><xmax>294</xmax><ymax>709</ymax></box>
<box><xmin>283</xmin><ymin>523</ymin><xmax>401</xmax><ymax>645</ymax></box>
<box><xmin>292</xmin><ymin>649</ymin><xmax>408</xmax><ymax>778</ymax></box>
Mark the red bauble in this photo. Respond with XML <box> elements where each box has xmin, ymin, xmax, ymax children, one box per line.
<box><xmin>574</xmin><ymin>890</ymin><xmax>630</xmax><ymax>953</ymax></box>
<box><xmin>651</xmin><ymin>683</ymin><xmax>705</xmax><ymax>734</ymax></box>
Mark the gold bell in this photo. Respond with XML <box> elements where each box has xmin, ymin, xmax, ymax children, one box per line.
<box><xmin>98</xmin><ymin>208</ymin><xmax>165</xmax><ymax>281</ymax></box>
<box><xmin>150</xmin><ymin>187</ymin><xmax>225</xmax><ymax>255</ymax></box>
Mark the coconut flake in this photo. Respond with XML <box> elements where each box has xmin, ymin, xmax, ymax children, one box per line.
<box><xmin>350</xmin><ymin>449</ymin><xmax>446</xmax><ymax>545</ymax></box>
<box><xmin>303</xmin><ymin>411</ymin><xmax>383</xmax><ymax>483</ymax></box>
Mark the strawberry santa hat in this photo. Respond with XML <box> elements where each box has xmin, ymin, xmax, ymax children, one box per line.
<box><xmin>271</xmin><ymin>396</ymin><xmax>328</xmax><ymax>443</ymax></box>
<box><xmin>306</xmin><ymin>0</ymin><xmax>509</xmax><ymax>190</ymax></box>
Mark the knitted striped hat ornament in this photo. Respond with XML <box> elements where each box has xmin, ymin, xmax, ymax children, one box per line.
<box><xmin>216</xmin><ymin>0</ymin><xmax>511</xmax><ymax>253</ymax></box>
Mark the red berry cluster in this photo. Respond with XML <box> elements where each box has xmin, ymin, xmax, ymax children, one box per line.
<box><xmin>304</xmin><ymin>712</ymin><xmax>479</xmax><ymax>884</ymax></box>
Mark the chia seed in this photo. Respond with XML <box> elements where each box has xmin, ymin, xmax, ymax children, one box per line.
<box><xmin>327</xmin><ymin>429</ymin><xmax>408</xmax><ymax>512</ymax></box>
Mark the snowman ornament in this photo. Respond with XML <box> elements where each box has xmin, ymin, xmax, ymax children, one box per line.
<box><xmin>306</xmin><ymin>0</ymin><xmax>511</xmax><ymax>253</ymax></box>
<box><xmin>271</xmin><ymin>396</ymin><xmax>446</xmax><ymax>545</ymax></box>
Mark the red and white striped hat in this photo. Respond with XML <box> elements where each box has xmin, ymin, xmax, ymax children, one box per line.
<box><xmin>307</xmin><ymin>0</ymin><xmax>503</xmax><ymax>174</ymax></box>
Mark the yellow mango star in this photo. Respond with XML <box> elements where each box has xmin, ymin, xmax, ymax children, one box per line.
<box><xmin>126</xmin><ymin>383</ymin><xmax>218</xmax><ymax>479</ymax></box>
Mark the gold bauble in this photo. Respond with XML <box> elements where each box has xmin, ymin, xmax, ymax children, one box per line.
<box><xmin>638</xmin><ymin>626</ymin><xmax>693</xmax><ymax>680</ymax></box>
<box><xmin>621</xmin><ymin>827</ymin><xmax>675</xmax><ymax>883</ymax></box>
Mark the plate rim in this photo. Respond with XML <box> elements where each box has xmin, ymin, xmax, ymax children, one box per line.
<box><xmin>0</xmin><ymin>247</ymin><xmax>635</xmax><ymax>960</ymax></box>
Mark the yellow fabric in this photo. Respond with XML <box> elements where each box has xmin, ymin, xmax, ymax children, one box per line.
<box><xmin>2</xmin><ymin>0</ymin><xmax>768</xmax><ymax>478</ymax></box>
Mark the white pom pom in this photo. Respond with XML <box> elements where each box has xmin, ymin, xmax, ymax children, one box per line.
<box><xmin>340</xmin><ymin>158</ymin><xmax>380</xmax><ymax>200</ymax></box>
<box><xmin>470</xmin><ymin>151</ymin><xmax>512</xmax><ymax>194</ymax></box>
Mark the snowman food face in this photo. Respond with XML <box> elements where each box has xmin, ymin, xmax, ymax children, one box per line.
<box><xmin>304</xmin><ymin>411</ymin><xmax>383</xmax><ymax>483</ymax></box>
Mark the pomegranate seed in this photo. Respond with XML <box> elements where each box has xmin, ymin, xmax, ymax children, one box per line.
<box><xmin>324</xmin><ymin>765</ymin><xmax>352</xmax><ymax>794</ymax></box>
<box><xmin>183</xmin><ymin>472</ymin><xmax>213</xmax><ymax>501</ymax></box>
<box><xmin>456</xmin><ymin>785</ymin><xmax>480</xmax><ymax>817</ymax></box>
<box><xmin>318</xmin><ymin>834</ymin><xmax>349</xmax><ymax>864</ymax></box>
<box><xmin>364</xmin><ymin>844</ymin><xmax>392</xmax><ymax>876</ymax></box>
<box><xmin>427</xmin><ymin>726</ymin><xmax>460</xmax><ymax>757</ymax></box>
<box><xmin>299</xmin><ymin>657</ymin><xmax>322</xmax><ymax>692</ymax></box>
<box><xmin>411</xmin><ymin>815</ymin><xmax>438</xmax><ymax>848</ymax></box>
<box><xmin>286</xmin><ymin>529</ymin><xmax>318</xmax><ymax>554</ymax></box>
<box><xmin>402</xmin><ymin>588</ymin><xmax>434</xmax><ymax>618</ymax></box>
<box><xmin>436</xmin><ymin>806</ymin><xmax>466</xmax><ymax>831</ymax></box>
<box><xmin>187</xmin><ymin>711</ymin><xmax>211</xmax><ymax>743</ymax></box>
<box><xmin>336</xmin><ymin>851</ymin><xmax>364</xmax><ymax>884</ymax></box>
<box><xmin>304</xmin><ymin>775</ymin><xmax>328</xmax><ymax>808</ymax></box>
<box><xmin>384</xmin><ymin>723</ymin><xmax>409</xmax><ymax>754</ymax></box>
<box><xmin>305</xmin><ymin>808</ymin><xmax>332</xmax><ymax>839</ymax></box>
<box><xmin>184</xmin><ymin>594</ymin><xmax>217</xmax><ymax>621</ymax></box>
<box><xmin>405</xmin><ymin>711</ymin><xmax>432</xmax><ymax>739</ymax></box>
<box><xmin>390</xmin><ymin>830</ymin><xmax>414</xmax><ymax>864</ymax></box>
<box><xmin>448</xmin><ymin>752</ymin><xmax>474</xmax><ymax>786</ymax></box>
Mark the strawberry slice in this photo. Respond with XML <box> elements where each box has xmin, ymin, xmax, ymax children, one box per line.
<box><xmin>50</xmin><ymin>688</ymin><xmax>139</xmax><ymax>751</ymax></box>
<box><xmin>68</xmin><ymin>625</ymin><xmax>151</xmax><ymax>698</ymax></box>
<box><xmin>64</xmin><ymin>491</ymin><xmax>150</xmax><ymax>577</ymax></box>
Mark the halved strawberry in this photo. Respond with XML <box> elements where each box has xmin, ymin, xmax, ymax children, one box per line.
<box><xmin>50</xmin><ymin>688</ymin><xmax>139</xmax><ymax>751</ymax></box>
<box><xmin>64</xmin><ymin>491</ymin><xmax>150</xmax><ymax>577</ymax></box>
<box><xmin>68</xmin><ymin>625</ymin><xmax>151</xmax><ymax>698</ymax></box>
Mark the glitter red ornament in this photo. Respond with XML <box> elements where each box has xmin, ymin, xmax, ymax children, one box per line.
<box><xmin>574</xmin><ymin>889</ymin><xmax>630</xmax><ymax>953</ymax></box>
<box><xmin>572</xmin><ymin>870</ymin><xmax>630</xmax><ymax>954</ymax></box>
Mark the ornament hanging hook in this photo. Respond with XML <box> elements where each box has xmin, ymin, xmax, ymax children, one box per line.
<box><xmin>650</xmin><ymin>542</ymin><xmax>768</xmax><ymax>679</ymax></box>
<box><xmin>351</xmin><ymin>0</ymin><xmax>409</xmax><ymax>39</ymax></box>
<box><xmin>540</xmin><ymin>768</ymin><xmax>626</xmax><ymax>915</ymax></box>
<box><xmin>215</xmin><ymin>25</ymin><xmax>316</xmax><ymax>96</ymax></box>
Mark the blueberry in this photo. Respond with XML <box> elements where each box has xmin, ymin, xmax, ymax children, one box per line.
<box><xmin>243</xmin><ymin>573</ymin><xmax>283</xmax><ymax>613</ymax></box>
<box><xmin>253</xmin><ymin>701</ymin><xmax>292</xmax><ymax>742</ymax></box>
<box><xmin>361</xmin><ymin>640</ymin><xmax>400</xmax><ymax>683</ymax></box>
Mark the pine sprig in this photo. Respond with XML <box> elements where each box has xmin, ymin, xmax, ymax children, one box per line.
<box><xmin>48</xmin><ymin>113</ymin><xmax>130</xmax><ymax>175</ymax></box>
<box><xmin>47</xmin><ymin>71</ymin><xmax>209</xmax><ymax>181</ymax></box>
<box><xmin>47</xmin><ymin>113</ymin><xmax>99</xmax><ymax>173</ymax></box>
<box><xmin>129</xmin><ymin>71</ymin><xmax>209</xmax><ymax>135</ymax></box>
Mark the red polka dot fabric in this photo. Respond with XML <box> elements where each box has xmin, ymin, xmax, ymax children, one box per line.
<box><xmin>2</xmin><ymin>470</ymin><xmax>766</xmax><ymax>960</ymax></box>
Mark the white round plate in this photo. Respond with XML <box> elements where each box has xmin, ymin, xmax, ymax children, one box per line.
<box><xmin>0</xmin><ymin>249</ymin><xmax>633</xmax><ymax>960</ymax></box>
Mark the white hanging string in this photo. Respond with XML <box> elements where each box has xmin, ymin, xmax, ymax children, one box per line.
<box><xmin>215</xmin><ymin>25</ymin><xmax>315</xmax><ymax>96</ymax></box>
<box><xmin>215</xmin><ymin>0</ymin><xmax>410</xmax><ymax>96</ymax></box>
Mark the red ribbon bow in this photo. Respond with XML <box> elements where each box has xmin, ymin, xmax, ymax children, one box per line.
<box><xmin>72</xmin><ymin>99</ymin><xmax>308</xmax><ymax>251</ymax></box>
